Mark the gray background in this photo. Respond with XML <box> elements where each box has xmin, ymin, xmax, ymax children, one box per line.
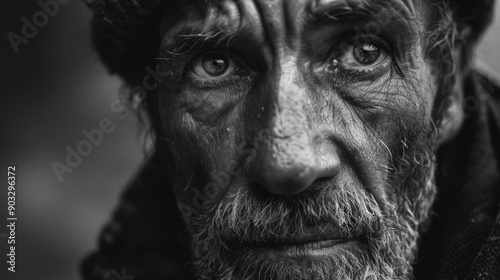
<box><xmin>1</xmin><ymin>1</ymin><xmax>499</xmax><ymax>279</ymax></box>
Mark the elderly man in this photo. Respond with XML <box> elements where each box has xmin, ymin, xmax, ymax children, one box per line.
<box><xmin>82</xmin><ymin>0</ymin><xmax>500</xmax><ymax>279</ymax></box>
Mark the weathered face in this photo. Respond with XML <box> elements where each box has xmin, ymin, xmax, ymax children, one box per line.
<box><xmin>155</xmin><ymin>0</ymin><xmax>446</xmax><ymax>279</ymax></box>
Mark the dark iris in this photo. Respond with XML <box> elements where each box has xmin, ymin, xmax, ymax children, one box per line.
<box><xmin>352</xmin><ymin>44</ymin><xmax>380</xmax><ymax>65</ymax></box>
<box><xmin>202</xmin><ymin>53</ymin><xmax>229</xmax><ymax>76</ymax></box>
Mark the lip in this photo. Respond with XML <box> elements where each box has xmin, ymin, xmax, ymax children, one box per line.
<box><xmin>230</xmin><ymin>223</ymin><xmax>360</xmax><ymax>261</ymax></box>
<box><xmin>266</xmin><ymin>239</ymin><xmax>356</xmax><ymax>261</ymax></box>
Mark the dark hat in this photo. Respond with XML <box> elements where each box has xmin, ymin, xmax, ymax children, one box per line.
<box><xmin>88</xmin><ymin>0</ymin><xmax>496</xmax><ymax>84</ymax></box>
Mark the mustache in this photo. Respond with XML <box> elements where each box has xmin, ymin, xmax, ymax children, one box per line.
<box><xmin>206</xmin><ymin>180</ymin><xmax>390</xmax><ymax>247</ymax></box>
<box><xmin>188</xmin><ymin>130</ymin><xmax>439</xmax><ymax>280</ymax></box>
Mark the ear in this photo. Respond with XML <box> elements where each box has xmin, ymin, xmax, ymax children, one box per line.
<box><xmin>437</xmin><ymin>45</ymin><xmax>468</xmax><ymax>146</ymax></box>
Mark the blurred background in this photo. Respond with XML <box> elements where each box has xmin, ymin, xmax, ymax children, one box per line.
<box><xmin>0</xmin><ymin>1</ymin><xmax>499</xmax><ymax>279</ymax></box>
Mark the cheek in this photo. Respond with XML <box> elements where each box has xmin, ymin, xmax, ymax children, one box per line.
<box><xmin>310</xmin><ymin>62</ymin><xmax>436</xmax><ymax>207</ymax></box>
<box><xmin>157</xmin><ymin>92</ymin><xmax>247</xmax><ymax>213</ymax></box>
<box><xmin>345</xmin><ymin>65</ymin><xmax>435</xmax><ymax>149</ymax></box>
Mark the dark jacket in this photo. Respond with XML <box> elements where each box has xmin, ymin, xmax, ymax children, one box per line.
<box><xmin>414</xmin><ymin>71</ymin><xmax>500</xmax><ymax>279</ymax></box>
<box><xmin>81</xmin><ymin>71</ymin><xmax>500</xmax><ymax>280</ymax></box>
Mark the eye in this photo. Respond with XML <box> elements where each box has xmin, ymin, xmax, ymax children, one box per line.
<box><xmin>352</xmin><ymin>43</ymin><xmax>381</xmax><ymax>65</ymax></box>
<box><xmin>186</xmin><ymin>51</ymin><xmax>247</xmax><ymax>88</ymax></box>
<box><xmin>328</xmin><ymin>36</ymin><xmax>392</xmax><ymax>78</ymax></box>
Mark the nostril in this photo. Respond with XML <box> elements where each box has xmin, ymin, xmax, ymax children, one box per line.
<box><xmin>269</xmin><ymin>168</ymin><xmax>316</xmax><ymax>195</ymax></box>
<box><xmin>244</xmin><ymin>157</ymin><xmax>337</xmax><ymax>195</ymax></box>
<box><xmin>243</xmin><ymin>134</ymin><xmax>341</xmax><ymax>195</ymax></box>
<box><xmin>243</xmin><ymin>104</ymin><xmax>341</xmax><ymax>195</ymax></box>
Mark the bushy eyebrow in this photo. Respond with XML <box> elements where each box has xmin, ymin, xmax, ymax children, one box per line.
<box><xmin>161</xmin><ymin>27</ymin><xmax>236</xmax><ymax>57</ymax></box>
<box><xmin>307</xmin><ymin>0</ymin><xmax>415</xmax><ymax>22</ymax></box>
<box><xmin>303</xmin><ymin>0</ymin><xmax>418</xmax><ymax>59</ymax></box>
<box><xmin>159</xmin><ymin>2</ymin><xmax>243</xmax><ymax>56</ymax></box>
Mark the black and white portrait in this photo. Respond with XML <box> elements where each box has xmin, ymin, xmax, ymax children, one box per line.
<box><xmin>3</xmin><ymin>1</ymin><xmax>500</xmax><ymax>279</ymax></box>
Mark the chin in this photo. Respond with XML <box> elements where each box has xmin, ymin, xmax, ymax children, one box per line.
<box><xmin>186</xmin><ymin>185</ymin><xmax>430</xmax><ymax>280</ymax></box>
<box><xmin>193</xmin><ymin>236</ymin><xmax>413</xmax><ymax>280</ymax></box>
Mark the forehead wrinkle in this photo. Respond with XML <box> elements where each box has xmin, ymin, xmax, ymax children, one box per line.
<box><xmin>282</xmin><ymin>0</ymin><xmax>316</xmax><ymax>51</ymax></box>
<box><xmin>250</xmin><ymin>0</ymin><xmax>319</xmax><ymax>58</ymax></box>
<box><xmin>160</xmin><ymin>0</ymin><xmax>243</xmax><ymax>47</ymax></box>
<box><xmin>252</xmin><ymin>0</ymin><xmax>286</xmax><ymax>56</ymax></box>
<box><xmin>309</xmin><ymin>0</ymin><xmax>416</xmax><ymax>19</ymax></box>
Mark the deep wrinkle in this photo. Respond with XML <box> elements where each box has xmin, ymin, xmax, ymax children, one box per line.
<box><xmin>158</xmin><ymin>2</ymin><xmax>432</xmax><ymax>219</ymax></box>
<box><xmin>152</xmin><ymin>1</ymin><xmax>440</xmax><ymax>279</ymax></box>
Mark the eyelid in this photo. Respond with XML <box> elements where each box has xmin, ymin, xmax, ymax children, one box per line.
<box><xmin>186</xmin><ymin>50</ymin><xmax>234</xmax><ymax>76</ymax></box>
<box><xmin>327</xmin><ymin>35</ymin><xmax>391</xmax><ymax>72</ymax></box>
<box><xmin>184</xmin><ymin>49</ymin><xmax>255</xmax><ymax>89</ymax></box>
<box><xmin>338</xmin><ymin>42</ymin><xmax>389</xmax><ymax>66</ymax></box>
<box><xmin>315</xmin><ymin>34</ymin><xmax>396</xmax><ymax>83</ymax></box>
<box><xmin>333</xmin><ymin>34</ymin><xmax>392</xmax><ymax>57</ymax></box>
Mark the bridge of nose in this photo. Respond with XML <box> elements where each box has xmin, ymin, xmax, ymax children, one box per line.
<box><xmin>243</xmin><ymin>55</ymin><xmax>334</xmax><ymax>195</ymax></box>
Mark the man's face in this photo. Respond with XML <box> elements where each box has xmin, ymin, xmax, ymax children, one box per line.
<box><xmin>156</xmin><ymin>0</ymin><xmax>443</xmax><ymax>279</ymax></box>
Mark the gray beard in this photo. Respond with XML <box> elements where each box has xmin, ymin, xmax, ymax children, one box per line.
<box><xmin>183</xmin><ymin>133</ymin><xmax>438</xmax><ymax>280</ymax></box>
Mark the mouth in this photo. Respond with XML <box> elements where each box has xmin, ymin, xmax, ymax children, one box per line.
<box><xmin>264</xmin><ymin>238</ymin><xmax>358</xmax><ymax>261</ymax></box>
<box><xmin>227</xmin><ymin>224</ymin><xmax>363</xmax><ymax>261</ymax></box>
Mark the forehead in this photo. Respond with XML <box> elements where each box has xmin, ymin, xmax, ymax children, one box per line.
<box><xmin>169</xmin><ymin>0</ymin><xmax>419</xmax><ymax>18</ymax></box>
<box><xmin>161</xmin><ymin>0</ymin><xmax>425</xmax><ymax>51</ymax></box>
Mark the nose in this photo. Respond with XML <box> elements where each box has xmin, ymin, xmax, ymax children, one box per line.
<box><xmin>244</xmin><ymin>59</ymin><xmax>339</xmax><ymax>195</ymax></box>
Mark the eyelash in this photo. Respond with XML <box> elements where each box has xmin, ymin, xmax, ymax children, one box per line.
<box><xmin>327</xmin><ymin>35</ymin><xmax>403</xmax><ymax>81</ymax></box>
<box><xmin>183</xmin><ymin>49</ymin><xmax>252</xmax><ymax>90</ymax></box>
<box><xmin>180</xmin><ymin>34</ymin><xmax>404</xmax><ymax>90</ymax></box>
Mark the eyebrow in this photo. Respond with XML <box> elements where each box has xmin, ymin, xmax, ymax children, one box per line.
<box><xmin>307</xmin><ymin>0</ymin><xmax>415</xmax><ymax>21</ymax></box>
<box><xmin>303</xmin><ymin>0</ymin><xmax>417</xmax><ymax>52</ymax></box>
<box><xmin>159</xmin><ymin>3</ymin><xmax>244</xmax><ymax>56</ymax></box>
<box><xmin>161</xmin><ymin>28</ymin><xmax>235</xmax><ymax>57</ymax></box>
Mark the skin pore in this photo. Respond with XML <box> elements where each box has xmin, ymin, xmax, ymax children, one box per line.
<box><xmin>153</xmin><ymin>0</ymin><xmax>463</xmax><ymax>279</ymax></box>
